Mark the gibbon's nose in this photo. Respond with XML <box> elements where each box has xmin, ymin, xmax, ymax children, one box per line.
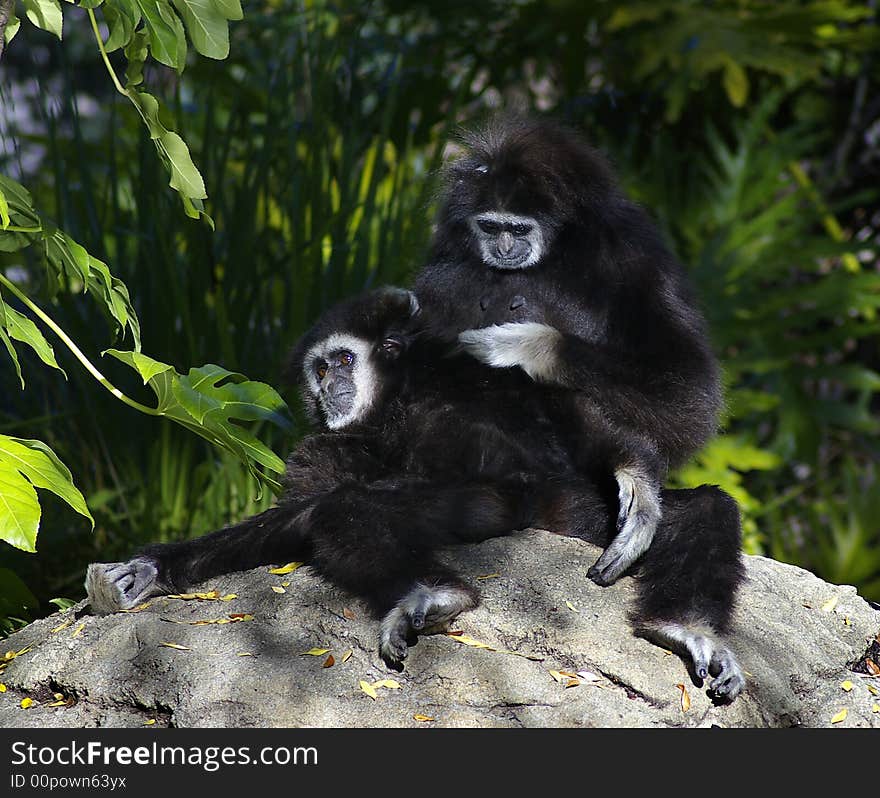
<box><xmin>320</xmin><ymin>370</ymin><xmax>336</xmax><ymax>392</ymax></box>
<box><xmin>498</xmin><ymin>231</ymin><xmax>515</xmax><ymax>255</ymax></box>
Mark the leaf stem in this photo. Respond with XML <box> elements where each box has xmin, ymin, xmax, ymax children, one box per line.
<box><xmin>1</xmin><ymin>225</ymin><xmax>42</xmax><ymax>234</ymax></box>
<box><xmin>0</xmin><ymin>273</ymin><xmax>160</xmax><ymax>416</ymax></box>
<box><xmin>87</xmin><ymin>8</ymin><xmax>126</xmax><ymax>96</ymax></box>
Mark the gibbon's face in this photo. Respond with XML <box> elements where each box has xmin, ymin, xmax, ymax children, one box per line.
<box><xmin>468</xmin><ymin>210</ymin><xmax>545</xmax><ymax>271</ymax></box>
<box><xmin>302</xmin><ymin>329</ymin><xmax>406</xmax><ymax>430</ymax></box>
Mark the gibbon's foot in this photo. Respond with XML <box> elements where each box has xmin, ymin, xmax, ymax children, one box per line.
<box><xmin>378</xmin><ymin>583</ymin><xmax>477</xmax><ymax>670</ymax></box>
<box><xmin>588</xmin><ymin>468</ymin><xmax>661</xmax><ymax>586</ymax></box>
<box><xmin>86</xmin><ymin>557</ymin><xmax>165</xmax><ymax>615</ymax></box>
<box><xmin>642</xmin><ymin>622</ymin><xmax>746</xmax><ymax>703</ymax></box>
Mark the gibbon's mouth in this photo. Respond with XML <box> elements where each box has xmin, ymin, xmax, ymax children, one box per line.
<box><xmin>490</xmin><ymin>249</ymin><xmax>532</xmax><ymax>269</ymax></box>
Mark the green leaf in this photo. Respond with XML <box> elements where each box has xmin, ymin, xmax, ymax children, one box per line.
<box><xmin>171</xmin><ymin>0</ymin><xmax>233</xmax><ymax>59</ymax></box>
<box><xmin>1</xmin><ymin>302</ymin><xmax>65</xmax><ymax>376</ymax></box>
<box><xmin>722</xmin><ymin>58</ymin><xmax>749</xmax><ymax>107</ymax></box>
<box><xmin>0</xmin><ymin>326</ymin><xmax>23</xmax><ymax>389</ymax></box>
<box><xmin>161</xmin><ymin>131</ymin><xmax>207</xmax><ymax>199</ymax></box>
<box><xmin>22</xmin><ymin>0</ymin><xmax>63</xmax><ymax>39</ymax></box>
<box><xmin>103</xmin><ymin>0</ymin><xmax>141</xmax><ymax>51</ymax></box>
<box><xmin>0</xmin><ymin>436</ymin><xmax>93</xmax><ymax>552</ymax></box>
<box><xmin>104</xmin><ymin>350</ymin><xmax>290</xmax><ymax>482</ymax></box>
<box><xmin>0</xmin><ymin>187</ymin><xmax>10</xmax><ymax>228</ymax></box>
<box><xmin>126</xmin><ymin>89</ymin><xmax>208</xmax><ymax>204</ymax></box>
<box><xmin>135</xmin><ymin>0</ymin><xmax>186</xmax><ymax>70</ymax></box>
<box><xmin>0</xmin><ymin>461</ymin><xmax>40</xmax><ymax>552</ymax></box>
<box><xmin>3</xmin><ymin>11</ymin><xmax>20</xmax><ymax>45</ymax></box>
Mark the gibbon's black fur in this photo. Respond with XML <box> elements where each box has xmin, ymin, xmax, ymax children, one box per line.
<box><xmin>414</xmin><ymin>116</ymin><xmax>724</xmax><ymax>586</ymax></box>
<box><xmin>87</xmin><ymin>289</ymin><xmax>746</xmax><ymax>699</ymax></box>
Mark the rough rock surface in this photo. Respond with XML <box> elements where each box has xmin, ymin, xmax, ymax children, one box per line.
<box><xmin>1</xmin><ymin>532</ymin><xmax>878</xmax><ymax>728</ymax></box>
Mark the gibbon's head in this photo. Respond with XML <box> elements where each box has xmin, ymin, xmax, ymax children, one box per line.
<box><xmin>287</xmin><ymin>288</ymin><xmax>420</xmax><ymax>430</ymax></box>
<box><xmin>434</xmin><ymin>115</ymin><xmax>619</xmax><ymax>271</ymax></box>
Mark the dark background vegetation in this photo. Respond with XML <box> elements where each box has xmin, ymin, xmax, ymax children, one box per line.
<box><xmin>1</xmin><ymin>0</ymin><xmax>879</xmax><ymax>631</ymax></box>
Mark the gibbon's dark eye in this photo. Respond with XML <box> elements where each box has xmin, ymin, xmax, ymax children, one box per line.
<box><xmin>477</xmin><ymin>219</ymin><xmax>502</xmax><ymax>235</ymax></box>
<box><xmin>380</xmin><ymin>337</ymin><xmax>403</xmax><ymax>356</ymax></box>
<box><xmin>315</xmin><ymin>360</ymin><xmax>328</xmax><ymax>380</ymax></box>
<box><xmin>511</xmin><ymin>223</ymin><xmax>532</xmax><ymax>236</ymax></box>
<box><xmin>338</xmin><ymin>351</ymin><xmax>354</xmax><ymax>367</ymax></box>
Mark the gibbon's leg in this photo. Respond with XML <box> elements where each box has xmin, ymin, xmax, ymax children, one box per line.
<box><xmin>86</xmin><ymin>504</ymin><xmax>312</xmax><ymax>614</ymax></box>
<box><xmin>537</xmin><ymin>480</ymin><xmax>746</xmax><ymax>701</ymax></box>
<box><xmin>630</xmin><ymin>485</ymin><xmax>746</xmax><ymax>701</ymax></box>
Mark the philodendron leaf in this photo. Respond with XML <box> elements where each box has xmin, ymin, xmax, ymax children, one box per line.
<box><xmin>22</xmin><ymin>0</ymin><xmax>63</xmax><ymax>39</ymax></box>
<box><xmin>0</xmin><ymin>299</ymin><xmax>66</xmax><ymax>377</ymax></box>
<box><xmin>104</xmin><ymin>349</ymin><xmax>290</xmax><ymax>483</ymax></box>
<box><xmin>0</xmin><ymin>435</ymin><xmax>94</xmax><ymax>552</ymax></box>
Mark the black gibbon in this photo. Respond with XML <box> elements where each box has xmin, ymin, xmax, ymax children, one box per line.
<box><xmin>414</xmin><ymin>116</ymin><xmax>724</xmax><ymax>587</ymax></box>
<box><xmin>87</xmin><ymin>289</ymin><xmax>746</xmax><ymax>700</ymax></box>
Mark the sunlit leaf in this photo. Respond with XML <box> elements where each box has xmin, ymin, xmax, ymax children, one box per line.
<box><xmin>830</xmin><ymin>708</ymin><xmax>848</xmax><ymax>724</ymax></box>
<box><xmin>676</xmin><ymin>683</ymin><xmax>691</xmax><ymax>712</ymax></box>
<box><xmin>413</xmin><ymin>714</ymin><xmax>435</xmax><ymax>722</ymax></box>
<box><xmin>322</xmin><ymin>654</ymin><xmax>335</xmax><ymax>668</ymax></box>
<box><xmin>268</xmin><ymin>562</ymin><xmax>302</xmax><ymax>575</ymax></box>
<box><xmin>22</xmin><ymin>0</ymin><xmax>62</xmax><ymax>39</ymax></box>
<box><xmin>359</xmin><ymin>680</ymin><xmax>377</xmax><ymax>700</ymax></box>
<box><xmin>159</xmin><ymin>642</ymin><xmax>191</xmax><ymax>651</ymax></box>
<box><xmin>20</xmin><ymin>697</ymin><xmax>33</xmax><ymax>709</ymax></box>
<box><xmin>300</xmin><ymin>648</ymin><xmax>330</xmax><ymax>657</ymax></box>
<box><xmin>840</xmin><ymin>680</ymin><xmax>853</xmax><ymax>692</ymax></box>
<box><xmin>271</xmin><ymin>585</ymin><xmax>286</xmax><ymax>594</ymax></box>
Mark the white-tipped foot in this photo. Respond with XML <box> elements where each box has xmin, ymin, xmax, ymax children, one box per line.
<box><xmin>378</xmin><ymin>583</ymin><xmax>477</xmax><ymax>669</ymax></box>
<box><xmin>642</xmin><ymin>621</ymin><xmax>745</xmax><ymax>702</ymax></box>
<box><xmin>85</xmin><ymin>558</ymin><xmax>165</xmax><ymax>614</ymax></box>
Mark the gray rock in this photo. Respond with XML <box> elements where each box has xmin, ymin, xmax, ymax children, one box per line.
<box><xmin>1</xmin><ymin>532</ymin><xmax>878</xmax><ymax>728</ymax></box>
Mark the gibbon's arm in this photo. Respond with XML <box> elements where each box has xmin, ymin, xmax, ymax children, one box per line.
<box><xmin>458</xmin><ymin>323</ymin><xmax>717</xmax><ymax>441</ymax></box>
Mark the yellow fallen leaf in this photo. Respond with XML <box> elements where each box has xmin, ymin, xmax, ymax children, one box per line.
<box><xmin>872</xmin><ymin>704</ymin><xmax>879</xmax><ymax>714</ymax></box>
<box><xmin>219</xmin><ymin>594</ymin><xmax>237</xmax><ymax>601</ymax></box>
<box><xmin>51</xmin><ymin>618</ymin><xmax>73</xmax><ymax>633</ymax></box>
<box><xmin>549</xmin><ymin>670</ymin><xmax>566</xmax><ymax>684</ymax></box>
<box><xmin>53</xmin><ymin>692</ymin><xmax>63</xmax><ymax>700</ymax></box>
<box><xmin>237</xmin><ymin>652</ymin><xmax>254</xmax><ymax>657</ymax></box>
<box><xmin>446</xmin><ymin>633</ymin><xmax>495</xmax><ymax>651</ymax></box>
<box><xmin>476</xmin><ymin>573</ymin><xmax>501</xmax><ymax>580</ymax></box>
<box><xmin>159</xmin><ymin>642</ymin><xmax>191</xmax><ymax>651</ymax></box>
<box><xmin>844</xmin><ymin>617</ymin><xmax>851</xmax><ymax>626</ymax></box>
<box><xmin>359</xmin><ymin>680</ymin><xmax>378</xmax><ymax>700</ymax></box>
<box><xmin>840</xmin><ymin>680</ymin><xmax>854</xmax><ymax>692</ymax></box>
<box><xmin>300</xmin><ymin>648</ymin><xmax>331</xmax><ymax>657</ymax></box>
<box><xmin>47</xmin><ymin>700</ymin><xmax>67</xmax><ymax>708</ymax></box>
<box><xmin>830</xmin><ymin>708</ymin><xmax>848</xmax><ymax>724</ymax></box>
<box><xmin>0</xmin><ymin>683</ymin><xmax>5</xmax><ymax>692</ymax></box>
<box><xmin>867</xmin><ymin>684</ymin><xmax>879</xmax><ymax>696</ymax></box>
<box><xmin>564</xmin><ymin>678</ymin><xmax>579</xmax><ymax>688</ymax></box>
<box><xmin>549</xmin><ymin>669</ymin><xmax>579</xmax><ymax>684</ymax></box>
<box><xmin>340</xmin><ymin>650</ymin><xmax>353</xmax><ymax>664</ymax></box>
<box><xmin>322</xmin><ymin>654</ymin><xmax>335</xmax><ymax>668</ymax></box>
<box><xmin>167</xmin><ymin>590</ymin><xmax>221</xmax><ymax>601</ymax></box>
<box><xmin>122</xmin><ymin>600</ymin><xmax>154</xmax><ymax>613</ymax></box>
<box><xmin>20</xmin><ymin>697</ymin><xmax>32</xmax><ymax>709</ymax></box>
<box><xmin>821</xmin><ymin>595</ymin><xmax>839</xmax><ymax>612</ymax></box>
<box><xmin>675</xmin><ymin>683</ymin><xmax>691</xmax><ymax>713</ymax></box>
<box><xmin>413</xmin><ymin>714</ymin><xmax>435</xmax><ymax>722</ymax></box>
<box><xmin>143</xmin><ymin>719</ymin><xmax>157</xmax><ymax>726</ymax></box>
<box><xmin>565</xmin><ymin>600</ymin><xmax>580</xmax><ymax>613</ymax></box>
<box><xmin>281</xmin><ymin>581</ymin><xmax>290</xmax><ymax>588</ymax></box>
<box><xmin>271</xmin><ymin>585</ymin><xmax>286</xmax><ymax>594</ymax></box>
<box><xmin>268</xmin><ymin>562</ymin><xmax>303</xmax><ymax>575</ymax></box>
<box><xmin>71</xmin><ymin>622</ymin><xmax>86</xmax><ymax>638</ymax></box>
<box><xmin>444</xmin><ymin>632</ymin><xmax>542</xmax><ymax>661</ymax></box>
<box><xmin>372</xmin><ymin>679</ymin><xmax>401</xmax><ymax>690</ymax></box>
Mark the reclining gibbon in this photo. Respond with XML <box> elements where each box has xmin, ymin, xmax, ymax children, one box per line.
<box><xmin>87</xmin><ymin>288</ymin><xmax>746</xmax><ymax>701</ymax></box>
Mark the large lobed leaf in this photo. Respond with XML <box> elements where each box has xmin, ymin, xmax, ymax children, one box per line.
<box><xmin>104</xmin><ymin>349</ymin><xmax>290</xmax><ymax>483</ymax></box>
<box><xmin>0</xmin><ymin>436</ymin><xmax>93</xmax><ymax>553</ymax></box>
